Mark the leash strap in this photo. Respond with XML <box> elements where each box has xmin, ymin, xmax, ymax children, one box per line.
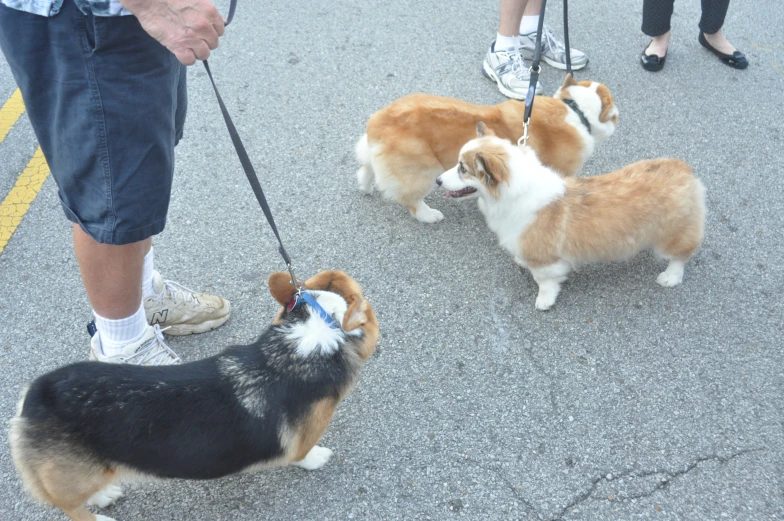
<box><xmin>563</xmin><ymin>0</ymin><xmax>572</xmax><ymax>76</ymax></box>
<box><xmin>519</xmin><ymin>0</ymin><xmax>547</xmax><ymax>146</ymax></box>
<box><xmin>202</xmin><ymin>61</ymin><xmax>292</xmax><ymax>268</ymax></box>
<box><xmin>224</xmin><ymin>0</ymin><xmax>237</xmax><ymax>25</ymax></box>
<box><xmin>202</xmin><ymin>0</ymin><xmax>300</xmax><ymax>285</ymax></box>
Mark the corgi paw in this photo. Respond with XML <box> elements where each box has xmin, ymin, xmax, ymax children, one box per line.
<box><xmin>415</xmin><ymin>208</ymin><xmax>444</xmax><ymax>224</ymax></box>
<box><xmin>657</xmin><ymin>271</ymin><xmax>683</xmax><ymax>287</ymax></box>
<box><xmin>87</xmin><ymin>484</ymin><xmax>123</xmax><ymax>509</ymax></box>
<box><xmin>535</xmin><ymin>294</ymin><xmax>556</xmax><ymax>311</ymax></box>
<box><xmin>94</xmin><ymin>516</ymin><xmax>118</xmax><ymax>521</ymax></box>
<box><xmin>294</xmin><ymin>445</ymin><xmax>334</xmax><ymax>471</ymax></box>
<box><xmin>657</xmin><ymin>260</ymin><xmax>685</xmax><ymax>287</ymax></box>
<box><xmin>356</xmin><ymin>166</ymin><xmax>374</xmax><ymax>194</ymax></box>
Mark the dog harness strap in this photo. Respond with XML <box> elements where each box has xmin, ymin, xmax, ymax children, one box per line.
<box><xmin>562</xmin><ymin>99</ymin><xmax>591</xmax><ymax>134</ymax></box>
<box><xmin>299</xmin><ymin>293</ymin><xmax>341</xmax><ymax>330</ymax></box>
<box><xmin>202</xmin><ymin>0</ymin><xmax>296</xmax><ymax>274</ymax></box>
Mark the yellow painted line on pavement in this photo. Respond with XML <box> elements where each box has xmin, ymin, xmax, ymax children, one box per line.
<box><xmin>0</xmin><ymin>88</ymin><xmax>25</xmax><ymax>143</ymax></box>
<box><xmin>0</xmin><ymin>147</ymin><xmax>50</xmax><ymax>253</ymax></box>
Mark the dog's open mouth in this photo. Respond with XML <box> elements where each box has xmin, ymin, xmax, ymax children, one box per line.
<box><xmin>445</xmin><ymin>187</ymin><xmax>477</xmax><ymax>199</ymax></box>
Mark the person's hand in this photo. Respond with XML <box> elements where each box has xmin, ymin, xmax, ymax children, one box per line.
<box><xmin>119</xmin><ymin>0</ymin><xmax>225</xmax><ymax>65</ymax></box>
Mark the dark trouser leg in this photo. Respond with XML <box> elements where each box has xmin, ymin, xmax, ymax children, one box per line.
<box><xmin>642</xmin><ymin>0</ymin><xmax>675</xmax><ymax>37</ymax></box>
<box><xmin>699</xmin><ymin>0</ymin><xmax>731</xmax><ymax>34</ymax></box>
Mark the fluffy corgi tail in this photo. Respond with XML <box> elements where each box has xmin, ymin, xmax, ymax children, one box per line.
<box><xmin>355</xmin><ymin>134</ymin><xmax>374</xmax><ymax>194</ymax></box>
<box><xmin>9</xmin><ymin>386</ymin><xmax>49</xmax><ymax>505</ymax></box>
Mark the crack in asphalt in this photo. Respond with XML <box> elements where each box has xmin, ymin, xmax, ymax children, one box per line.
<box><xmin>464</xmin><ymin>456</ymin><xmax>544</xmax><ymax>520</ymax></box>
<box><xmin>463</xmin><ymin>448</ymin><xmax>764</xmax><ymax>521</ymax></box>
<box><xmin>552</xmin><ymin>448</ymin><xmax>766</xmax><ymax>520</ymax></box>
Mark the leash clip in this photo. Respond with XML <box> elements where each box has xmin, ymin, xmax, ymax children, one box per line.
<box><xmin>287</xmin><ymin>263</ymin><xmax>304</xmax><ymax>295</ymax></box>
<box><xmin>518</xmin><ymin>120</ymin><xmax>530</xmax><ymax>147</ymax></box>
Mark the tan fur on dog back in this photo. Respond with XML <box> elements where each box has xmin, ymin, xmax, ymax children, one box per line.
<box><xmin>521</xmin><ymin>159</ymin><xmax>705</xmax><ymax>268</ymax></box>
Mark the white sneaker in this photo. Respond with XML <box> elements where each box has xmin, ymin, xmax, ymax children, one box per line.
<box><xmin>482</xmin><ymin>42</ymin><xmax>542</xmax><ymax>100</ymax></box>
<box><xmin>89</xmin><ymin>323</ymin><xmax>181</xmax><ymax>365</ymax></box>
<box><xmin>519</xmin><ymin>26</ymin><xmax>589</xmax><ymax>71</ymax></box>
<box><xmin>144</xmin><ymin>271</ymin><xmax>231</xmax><ymax>335</ymax></box>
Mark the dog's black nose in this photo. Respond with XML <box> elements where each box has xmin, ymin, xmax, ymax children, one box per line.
<box><xmin>436</xmin><ymin>177</ymin><xmax>442</xmax><ymax>186</ymax></box>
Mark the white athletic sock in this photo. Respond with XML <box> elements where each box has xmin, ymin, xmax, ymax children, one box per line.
<box><xmin>495</xmin><ymin>33</ymin><xmax>519</xmax><ymax>51</ymax></box>
<box><xmin>94</xmin><ymin>304</ymin><xmax>148</xmax><ymax>355</ymax></box>
<box><xmin>519</xmin><ymin>15</ymin><xmax>540</xmax><ymax>35</ymax></box>
<box><xmin>142</xmin><ymin>247</ymin><xmax>157</xmax><ymax>299</ymax></box>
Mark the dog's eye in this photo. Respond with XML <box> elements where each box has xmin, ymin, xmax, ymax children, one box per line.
<box><xmin>458</xmin><ymin>162</ymin><xmax>466</xmax><ymax>175</ymax></box>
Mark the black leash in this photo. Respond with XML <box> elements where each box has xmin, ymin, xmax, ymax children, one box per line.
<box><xmin>519</xmin><ymin>0</ymin><xmax>547</xmax><ymax>147</ymax></box>
<box><xmin>202</xmin><ymin>0</ymin><xmax>301</xmax><ymax>290</ymax></box>
<box><xmin>563</xmin><ymin>0</ymin><xmax>572</xmax><ymax>76</ymax></box>
<box><xmin>520</xmin><ymin>0</ymin><xmax>577</xmax><ymax>147</ymax></box>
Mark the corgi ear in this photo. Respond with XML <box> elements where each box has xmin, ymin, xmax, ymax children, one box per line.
<box><xmin>342</xmin><ymin>297</ymin><xmax>369</xmax><ymax>331</ymax></box>
<box><xmin>596</xmin><ymin>84</ymin><xmax>616</xmax><ymax>123</ymax></box>
<box><xmin>475</xmin><ymin>151</ymin><xmax>509</xmax><ymax>186</ymax></box>
<box><xmin>560</xmin><ymin>73</ymin><xmax>578</xmax><ymax>90</ymax></box>
<box><xmin>476</xmin><ymin>121</ymin><xmax>496</xmax><ymax>137</ymax></box>
<box><xmin>269</xmin><ymin>272</ymin><xmax>298</xmax><ymax>306</ymax></box>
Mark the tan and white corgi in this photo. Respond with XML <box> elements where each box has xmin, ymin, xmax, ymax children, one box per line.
<box><xmin>437</xmin><ymin>123</ymin><xmax>705</xmax><ymax>310</ymax></box>
<box><xmin>355</xmin><ymin>75</ymin><xmax>619</xmax><ymax>223</ymax></box>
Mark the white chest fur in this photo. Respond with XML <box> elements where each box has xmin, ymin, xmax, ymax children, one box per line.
<box><xmin>478</xmin><ymin>154</ymin><xmax>565</xmax><ymax>262</ymax></box>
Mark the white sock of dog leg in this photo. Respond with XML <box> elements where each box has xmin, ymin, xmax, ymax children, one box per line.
<box><xmin>141</xmin><ymin>247</ymin><xmax>156</xmax><ymax>299</ymax></box>
<box><xmin>495</xmin><ymin>33</ymin><xmax>519</xmax><ymax>51</ymax></box>
<box><xmin>519</xmin><ymin>15</ymin><xmax>540</xmax><ymax>35</ymax></box>
<box><xmin>94</xmin><ymin>304</ymin><xmax>148</xmax><ymax>355</ymax></box>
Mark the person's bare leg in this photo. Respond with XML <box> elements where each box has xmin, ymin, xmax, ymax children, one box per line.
<box><xmin>702</xmin><ymin>28</ymin><xmax>736</xmax><ymax>54</ymax></box>
<box><xmin>499</xmin><ymin>0</ymin><xmax>528</xmax><ymax>37</ymax></box>
<box><xmin>645</xmin><ymin>30</ymin><xmax>671</xmax><ymax>56</ymax></box>
<box><xmin>72</xmin><ymin>224</ymin><xmax>150</xmax><ymax>319</ymax></box>
<box><xmin>522</xmin><ymin>0</ymin><xmax>540</xmax><ymax>17</ymax></box>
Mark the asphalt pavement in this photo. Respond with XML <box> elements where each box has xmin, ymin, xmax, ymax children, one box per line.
<box><xmin>1</xmin><ymin>0</ymin><xmax>783</xmax><ymax>520</ymax></box>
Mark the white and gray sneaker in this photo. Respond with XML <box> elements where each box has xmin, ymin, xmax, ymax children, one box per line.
<box><xmin>144</xmin><ymin>270</ymin><xmax>231</xmax><ymax>336</ymax></box>
<box><xmin>89</xmin><ymin>323</ymin><xmax>181</xmax><ymax>366</ymax></box>
<box><xmin>482</xmin><ymin>42</ymin><xmax>542</xmax><ymax>100</ymax></box>
<box><xmin>520</xmin><ymin>26</ymin><xmax>589</xmax><ymax>71</ymax></box>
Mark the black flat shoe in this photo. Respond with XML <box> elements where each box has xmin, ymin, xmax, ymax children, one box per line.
<box><xmin>640</xmin><ymin>41</ymin><xmax>666</xmax><ymax>72</ymax></box>
<box><xmin>699</xmin><ymin>32</ymin><xmax>748</xmax><ymax>69</ymax></box>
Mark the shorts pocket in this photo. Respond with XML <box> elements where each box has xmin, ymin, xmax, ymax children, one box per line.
<box><xmin>83</xmin><ymin>13</ymin><xmax>102</xmax><ymax>54</ymax></box>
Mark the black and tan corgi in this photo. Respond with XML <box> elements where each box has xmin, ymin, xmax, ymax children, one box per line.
<box><xmin>10</xmin><ymin>270</ymin><xmax>379</xmax><ymax>521</ymax></box>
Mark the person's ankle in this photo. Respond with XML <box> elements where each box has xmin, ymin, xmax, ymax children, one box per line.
<box><xmin>646</xmin><ymin>32</ymin><xmax>670</xmax><ymax>56</ymax></box>
<box><xmin>702</xmin><ymin>30</ymin><xmax>736</xmax><ymax>54</ymax></box>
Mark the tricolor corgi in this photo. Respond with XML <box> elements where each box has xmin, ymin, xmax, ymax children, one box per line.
<box><xmin>10</xmin><ymin>270</ymin><xmax>379</xmax><ymax>521</ymax></box>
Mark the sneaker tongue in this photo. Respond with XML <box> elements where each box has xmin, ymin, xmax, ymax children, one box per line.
<box><xmin>152</xmin><ymin>271</ymin><xmax>165</xmax><ymax>295</ymax></box>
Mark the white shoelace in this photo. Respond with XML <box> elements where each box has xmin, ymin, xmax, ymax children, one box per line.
<box><xmin>151</xmin><ymin>279</ymin><xmax>200</xmax><ymax>306</ymax></box>
<box><xmin>124</xmin><ymin>325</ymin><xmax>181</xmax><ymax>365</ymax></box>
<box><xmin>496</xmin><ymin>48</ymin><xmax>529</xmax><ymax>80</ymax></box>
<box><xmin>539</xmin><ymin>26</ymin><xmax>565</xmax><ymax>55</ymax></box>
